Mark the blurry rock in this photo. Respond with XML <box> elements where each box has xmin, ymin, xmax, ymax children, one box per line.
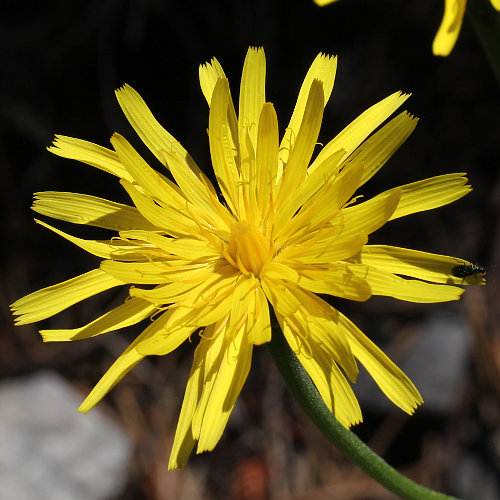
<box><xmin>401</xmin><ymin>310</ymin><xmax>470</xmax><ymax>414</ymax></box>
<box><xmin>356</xmin><ymin>309</ymin><xmax>469</xmax><ymax>415</ymax></box>
<box><xmin>0</xmin><ymin>371</ymin><xmax>132</xmax><ymax>500</ymax></box>
<box><xmin>455</xmin><ymin>451</ymin><xmax>500</xmax><ymax>500</ymax></box>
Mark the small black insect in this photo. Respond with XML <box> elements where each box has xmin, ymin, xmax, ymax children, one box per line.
<box><xmin>451</xmin><ymin>264</ymin><xmax>486</xmax><ymax>278</ymax></box>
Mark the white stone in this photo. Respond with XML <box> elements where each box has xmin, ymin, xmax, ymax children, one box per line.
<box><xmin>0</xmin><ymin>371</ymin><xmax>132</xmax><ymax>500</ymax></box>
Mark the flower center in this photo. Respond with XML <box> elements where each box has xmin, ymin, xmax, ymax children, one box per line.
<box><xmin>228</xmin><ymin>222</ymin><xmax>273</xmax><ymax>276</ymax></box>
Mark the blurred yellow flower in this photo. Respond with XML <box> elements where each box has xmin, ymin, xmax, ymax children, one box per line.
<box><xmin>313</xmin><ymin>0</ymin><xmax>341</xmax><ymax>5</ymax></box>
<box><xmin>434</xmin><ymin>0</ymin><xmax>500</xmax><ymax>55</ymax></box>
<box><xmin>11</xmin><ymin>47</ymin><xmax>483</xmax><ymax>469</ymax></box>
<box><xmin>313</xmin><ymin>0</ymin><xmax>500</xmax><ymax>56</ymax></box>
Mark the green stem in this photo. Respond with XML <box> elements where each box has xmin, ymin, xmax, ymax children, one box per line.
<box><xmin>468</xmin><ymin>0</ymin><xmax>500</xmax><ymax>85</ymax></box>
<box><xmin>266</xmin><ymin>323</ymin><xmax>461</xmax><ymax>500</ymax></box>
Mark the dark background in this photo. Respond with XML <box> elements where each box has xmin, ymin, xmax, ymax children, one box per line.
<box><xmin>2</xmin><ymin>1</ymin><xmax>500</xmax><ymax>499</ymax></box>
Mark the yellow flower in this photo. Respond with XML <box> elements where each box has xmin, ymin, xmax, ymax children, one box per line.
<box><xmin>11</xmin><ymin>47</ymin><xmax>483</xmax><ymax>469</ymax></box>
<box><xmin>313</xmin><ymin>0</ymin><xmax>500</xmax><ymax>56</ymax></box>
<box><xmin>313</xmin><ymin>0</ymin><xmax>341</xmax><ymax>6</ymax></box>
<box><xmin>434</xmin><ymin>0</ymin><xmax>500</xmax><ymax>55</ymax></box>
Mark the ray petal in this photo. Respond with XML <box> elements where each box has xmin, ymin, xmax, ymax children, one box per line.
<box><xmin>134</xmin><ymin>309</ymin><xmax>197</xmax><ymax>356</ymax></box>
<box><xmin>199</xmin><ymin>57</ymin><xmax>227</xmax><ymax>105</ymax></box>
<box><xmin>196</xmin><ymin>324</ymin><xmax>252</xmax><ymax>452</ymax></box>
<box><xmin>115</xmin><ymin>84</ymin><xmax>214</xmax><ymax>195</ymax></box>
<box><xmin>277</xmin><ymin>79</ymin><xmax>324</xmax><ymax>206</ymax></box>
<box><xmin>432</xmin><ymin>0</ymin><xmax>466</xmax><ymax>56</ymax></box>
<box><xmin>239</xmin><ymin>47</ymin><xmax>266</xmax><ymax>155</ymax></box>
<box><xmin>35</xmin><ymin>219</ymin><xmax>145</xmax><ymax>260</ymax></box>
<box><xmin>339</xmin><ymin>312</ymin><xmax>423</xmax><ymax>414</ymax></box>
<box><xmin>168</xmin><ymin>326</ymin><xmax>211</xmax><ymax>469</ymax></box>
<box><xmin>263</xmin><ymin>279</ymin><xmax>358</xmax><ymax>381</ymax></box>
<box><xmin>120</xmin><ymin>230</ymin><xmax>220</xmax><ymax>261</ymax></box>
<box><xmin>309</xmin><ymin>91</ymin><xmax>410</xmax><ymax>172</ymax></box>
<box><xmin>349</xmin><ymin>265</ymin><xmax>464</xmax><ymax>302</ymax></box>
<box><xmin>110</xmin><ymin>133</ymin><xmax>187</xmax><ymax>209</ymax></box>
<box><xmin>120</xmin><ymin>179</ymin><xmax>197</xmax><ymax>236</ymax></box>
<box><xmin>33</xmin><ymin>191</ymin><xmax>159</xmax><ymax>231</ymax></box>
<box><xmin>11</xmin><ymin>269</ymin><xmax>125</xmax><ymax>325</ymax></box>
<box><xmin>337</xmin><ymin>188</ymin><xmax>401</xmax><ymax>239</ymax></box>
<box><xmin>277</xmin><ymin>312</ymin><xmax>362</xmax><ymax>428</ymax></box>
<box><xmin>78</xmin><ymin>310</ymin><xmax>174</xmax><ymax>413</ymax></box>
<box><xmin>344</xmin><ymin>112</ymin><xmax>418</xmax><ymax>187</ymax></box>
<box><xmin>389</xmin><ymin>173</ymin><xmax>471</xmax><ymax>220</ymax></box>
<box><xmin>280</xmin><ymin>53</ymin><xmax>337</xmax><ymax>168</ymax></box>
<box><xmin>41</xmin><ymin>297</ymin><xmax>155</xmax><ymax>341</ymax></box>
<box><xmin>360</xmin><ymin>245</ymin><xmax>486</xmax><ymax>285</ymax></box>
<box><xmin>255</xmin><ymin>103</ymin><xmax>279</xmax><ymax>219</ymax></box>
<box><xmin>208</xmin><ymin>78</ymin><xmax>241</xmax><ymax>214</ymax></box>
<box><xmin>48</xmin><ymin>135</ymin><xmax>130</xmax><ymax>179</ymax></box>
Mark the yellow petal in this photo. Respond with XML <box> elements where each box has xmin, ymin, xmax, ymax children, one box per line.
<box><xmin>115</xmin><ymin>84</ymin><xmax>213</xmax><ymax>194</ymax></box>
<box><xmin>276</xmin><ymin>232</ymin><xmax>367</xmax><ymax>264</ymax></box>
<box><xmin>349</xmin><ymin>265</ymin><xmax>464</xmax><ymax>302</ymax></box>
<box><xmin>389</xmin><ymin>173</ymin><xmax>471</xmax><ymax>220</ymax></box>
<box><xmin>275</xmin><ymin>160</ymin><xmax>364</xmax><ymax>246</ymax></box>
<box><xmin>110</xmin><ymin>133</ymin><xmax>187</xmax><ymax>210</ymax></box>
<box><xmin>301</xmin><ymin>268</ymin><xmax>371</xmax><ymax>302</ymax></box>
<box><xmin>278</xmin><ymin>312</ymin><xmax>362</xmax><ymax>428</ymax></box>
<box><xmin>134</xmin><ymin>308</ymin><xmax>196</xmax><ymax>356</ymax></box>
<box><xmin>168</xmin><ymin>328</ymin><xmax>209</xmax><ymax>469</ymax></box>
<box><xmin>246</xmin><ymin>284</ymin><xmax>271</xmax><ymax>345</ymax></box>
<box><xmin>344</xmin><ymin>112</ymin><xmax>418</xmax><ymax>188</ymax></box>
<box><xmin>79</xmin><ymin>347</ymin><xmax>144</xmax><ymax>413</ymax></box>
<box><xmin>263</xmin><ymin>261</ymin><xmax>371</xmax><ymax>302</ymax></box>
<box><xmin>120</xmin><ymin>230</ymin><xmax>220</xmax><ymax>261</ymax></box>
<box><xmin>48</xmin><ymin>135</ymin><xmax>130</xmax><ymax>179</ymax></box>
<box><xmin>199</xmin><ymin>57</ymin><xmax>227</xmax><ymax>105</ymax></box>
<box><xmin>313</xmin><ymin>0</ymin><xmax>340</xmax><ymax>4</ymax></box>
<box><xmin>171</xmin><ymin>293</ymin><xmax>234</xmax><ymax>328</ymax></box>
<box><xmin>190</xmin><ymin>325</ymin><xmax>225</xmax><ymax>441</ymax></box>
<box><xmin>239</xmin><ymin>47</ymin><xmax>266</xmax><ymax>157</ymax></box>
<box><xmin>78</xmin><ymin>311</ymin><xmax>172</xmax><ymax>413</ymax></box>
<box><xmin>276</xmin><ymin>79</ymin><xmax>324</xmax><ymax>207</ymax></box>
<box><xmin>151</xmin><ymin>269</ymin><xmax>237</xmax><ymax>331</ymax></box>
<box><xmin>169</xmin><ymin>316</ymin><xmax>251</xmax><ymax>468</ymax></box>
<box><xmin>277</xmin><ymin>148</ymin><xmax>344</xmax><ymax>228</ymax></box>
<box><xmin>33</xmin><ymin>191</ymin><xmax>158</xmax><ymax>231</ymax></box>
<box><xmin>339</xmin><ymin>312</ymin><xmax>423</xmax><ymax>414</ymax></box>
<box><xmin>129</xmin><ymin>282</ymin><xmax>199</xmax><ymax>305</ymax></box>
<box><xmin>34</xmin><ymin>219</ymin><xmax>145</xmax><ymax>260</ymax></box>
<box><xmin>162</xmin><ymin>146</ymin><xmax>232</xmax><ymax>232</ymax></box>
<box><xmin>11</xmin><ymin>269</ymin><xmax>124</xmax><ymax>325</ymax></box>
<box><xmin>138</xmin><ymin>261</ymin><xmax>223</xmax><ymax>285</ymax></box>
<box><xmin>280</xmin><ymin>53</ymin><xmax>337</xmax><ymax>168</ymax></box>
<box><xmin>339</xmin><ymin>188</ymin><xmax>401</xmax><ymax>238</ymax></box>
<box><xmin>310</xmin><ymin>91</ymin><xmax>410</xmax><ymax>173</ymax></box>
<box><xmin>120</xmin><ymin>179</ymin><xmax>197</xmax><ymax>236</ymax></box>
<box><xmin>208</xmin><ymin>78</ymin><xmax>240</xmax><ymax>214</ymax></box>
<box><xmin>41</xmin><ymin>298</ymin><xmax>155</xmax><ymax>341</ymax></box>
<box><xmin>433</xmin><ymin>0</ymin><xmax>466</xmax><ymax>56</ymax></box>
<box><xmin>360</xmin><ymin>245</ymin><xmax>486</xmax><ymax>285</ymax></box>
<box><xmin>491</xmin><ymin>0</ymin><xmax>500</xmax><ymax>9</ymax></box>
<box><xmin>100</xmin><ymin>260</ymin><xmax>182</xmax><ymax>284</ymax></box>
<box><xmin>227</xmin><ymin>276</ymin><xmax>258</xmax><ymax>334</ymax></box>
<box><xmin>263</xmin><ymin>279</ymin><xmax>358</xmax><ymax>381</ymax></box>
<box><xmin>195</xmin><ymin>325</ymin><xmax>252</xmax><ymax>452</ymax></box>
<box><xmin>260</xmin><ymin>277</ymin><xmax>301</xmax><ymax>317</ymax></box>
<box><xmin>255</xmin><ymin>103</ymin><xmax>280</xmax><ymax>219</ymax></box>
<box><xmin>219</xmin><ymin>276</ymin><xmax>271</xmax><ymax>346</ymax></box>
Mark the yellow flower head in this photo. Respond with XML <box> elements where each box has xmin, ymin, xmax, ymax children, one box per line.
<box><xmin>433</xmin><ymin>0</ymin><xmax>500</xmax><ymax>55</ymax></box>
<box><xmin>313</xmin><ymin>0</ymin><xmax>500</xmax><ymax>56</ymax></box>
<box><xmin>11</xmin><ymin>47</ymin><xmax>484</xmax><ymax>469</ymax></box>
